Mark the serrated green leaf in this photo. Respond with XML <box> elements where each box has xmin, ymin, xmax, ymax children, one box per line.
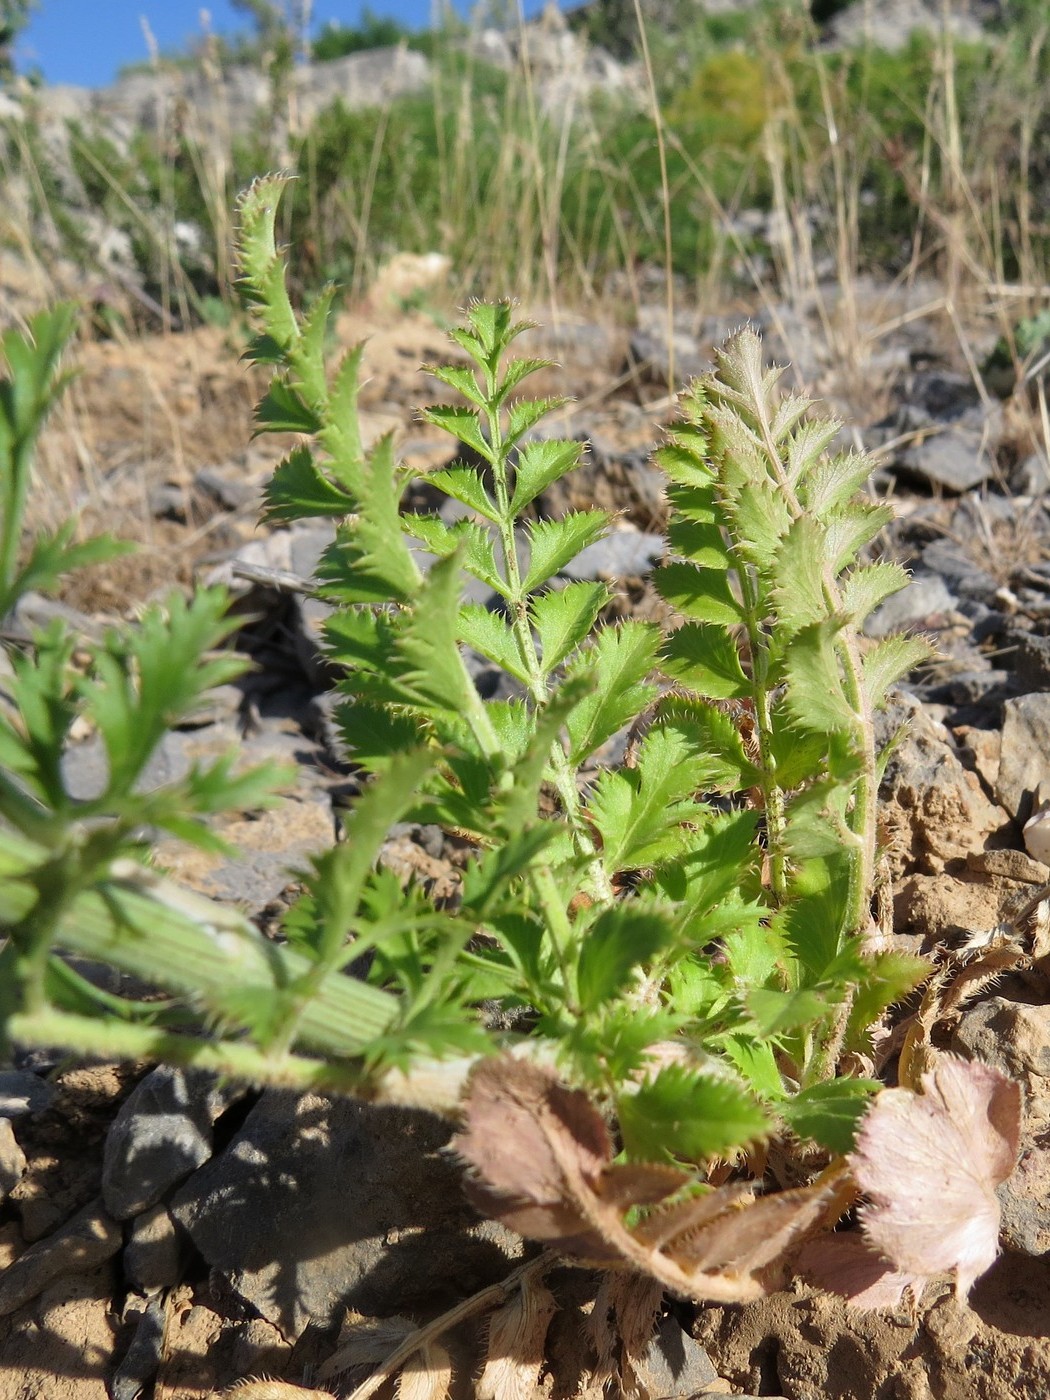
<box><xmin>426</xmin><ymin>464</ymin><xmax>498</xmax><ymax>522</ymax></box>
<box><xmin>731</xmin><ymin>480</ymin><xmax>792</xmax><ymax>569</ymax></box>
<box><xmin>659</xmin><ymin>807</ymin><xmax>761</xmax><ymax>918</ymax></box>
<box><xmin>783</xmin><ymin>416</ymin><xmax>841</xmax><ymax>482</ymax></box>
<box><xmin>577</xmin><ymin>903</ymin><xmax>676</xmax><ymax>1011</ymax></box>
<box><xmin>420</xmin><ymin>404</ymin><xmax>492</xmax><ymax>462</ymax></box>
<box><xmin>395</xmin><ymin>553</ymin><xmax>476</xmax><ymax>712</ymax></box>
<box><xmin>656</xmin><ymin>561</ymin><xmax>744</xmax><ymax>626</ymax></box>
<box><xmin>586</xmin><ymin>726</ymin><xmax>707</xmax><ymax>870</ymax></box>
<box><xmin>660</xmin><ymin>623</ymin><xmax>748</xmax><ymax>699</ymax></box>
<box><xmin>847</xmin><ymin>949</ymin><xmax>931</xmax><ymax>1042</ymax></box>
<box><xmin>783</xmin><ymin>620</ymin><xmax>858</xmax><ymax>733</ymax></box>
<box><xmin>506</xmin><ymin>398</ymin><xmax>564</xmax><ymax>446</ymax></box>
<box><xmin>721</xmin><ymin>1034</ymin><xmax>785</xmax><ymax>1099</ymax></box>
<box><xmin>840</xmin><ymin>562</ymin><xmax>910</xmax><ymax>624</ymax></box>
<box><xmin>530</xmin><ymin>581</ymin><xmax>610</xmax><ymax>676</ymax></box>
<box><xmin>747</xmin><ymin>986</ymin><xmax>829</xmax><ymax>1037</ymax></box>
<box><xmin>800</xmin><ymin>449</ymin><xmax>876</xmax><ymax>514</ymax></box>
<box><xmin>783</xmin><ymin>778</ymin><xmax>854</xmax><ymax>859</ymax></box>
<box><xmin>425</xmin><ymin>362</ymin><xmax>487</xmax><ymax>409</ymax></box>
<box><xmin>323</xmin><ymin>343</ymin><xmax>366</xmax><ymax>486</ymax></box>
<box><xmin>862</xmin><ymin>633</ymin><xmax>933</xmax><ymax>708</ymax></box>
<box><xmin>458</xmin><ymin>605</ymin><xmax>529</xmax><ymax>682</ymax></box>
<box><xmin>619</xmin><ymin>1064</ymin><xmax>770</xmax><ymax>1163</ymax></box>
<box><xmin>564</xmin><ymin>621</ymin><xmax>660</xmax><ymax>764</ymax></box>
<box><xmin>773</xmin><ymin>516</ymin><xmax>829</xmax><ymax>634</ymax></box>
<box><xmin>496</xmin><ymin>356</ymin><xmax>554</xmax><ymax>402</ymax></box>
<box><xmin>253</xmin><ymin>380</ymin><xmax>322</xmax><ymax>435</ymax></box>
<box><xmin>510</xmin><ymin>438</ymin><xmax>581</xmax><ymax>514</ymax></box>
<box><xmin>666</xmin><ymin>516</ymin><xmax>731</xmax><ymax>569</ymax></box>
<box><xmin>263</xmin><ymin>444</ymin><xmax>356</xmax><ymax>522</ymax></box>
<box><xmin>823</xmin><ymin>500</ymin><xmax>894</xmax><ymax>571</ymax></box>
<box><xmin>522</xmin><ymin>511</ymin><xmax>610</xmax><ymax>593</ymax></box>
<box><xmin>656</xmin><ymin>696</ymin><xmax>761</xmax><ymax>792</ymax></box>
<box><xmin>780</xmin><ymin>1078</ymin><xmax>880</xmax><ymax>1153</ymax></box>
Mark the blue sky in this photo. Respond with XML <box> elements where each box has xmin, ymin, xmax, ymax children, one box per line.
<box><xmin>18</xmin><ymin>2</ymin><xmax>559</xmax><ymax>89</ymax></box>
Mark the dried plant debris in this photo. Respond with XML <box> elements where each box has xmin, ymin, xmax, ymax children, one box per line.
<box><xmin>452</xmin><ymin>1056</ymin><xmax>851</xmax><ymax>1304</ymax></box>
<box><xmin>805</xmin><ymin>1055</ymin><xmax>1022</xmax><ymax>1307</ymax></box>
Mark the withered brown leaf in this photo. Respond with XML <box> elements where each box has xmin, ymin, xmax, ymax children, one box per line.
<box><xmin>453</xmin><ymin>1056</ymin><xmax>850</xmax><ymax>1303</ymax></box>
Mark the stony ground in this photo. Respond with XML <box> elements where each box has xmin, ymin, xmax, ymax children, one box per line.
<box><xmin>2</xmin><ymin>276</ymin><xmax>1050</xmax><ymax>1400</ymax></box>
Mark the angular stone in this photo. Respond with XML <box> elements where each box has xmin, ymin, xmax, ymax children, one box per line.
<box><xmin>103</xmin><ymin>1067</ymin><xmax>239</xmax><ymax>1220</ymax></box>
<box><xmin>996</xmin><ymin>693</ymin><xmax>1050</xmax><ymax>824</ymax></box>
<box><xmin>124</xmin><ymin>1204</ymin><xmax>187</xmax><ymax>1293</ymax></box>
<box><xmin>563</xmin><ymin>529</ymin><xmax>665</xmax><ymax>580</ymax></box>
<box><xmin>953</xmin><ymin>998</ymin><xmax>1050</xmax><ymax>1081</ymax></box>
<box><xmin>0</xmin><ymin>1118</ymin><xmax>26</xmax><ymax>1203</ymax></box>
<box><xmin>0</xmin><ymin>1069</ymin><xmax>57</xmax><ymax>1119</ymax></box>
<box><xmin>171</xmin><ymin>1091</ymin><xmax>521</xmax><ymax>1340</ymax></box>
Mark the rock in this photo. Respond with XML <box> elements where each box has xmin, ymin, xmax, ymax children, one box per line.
<box><xmin>171</xmin><ymin>1091</ymin><xmax>522</xmax><ymax>1340</ymax></box>
<box><xmin>0</xmin><ymin>1118</ymin><xmax>27</xmax><ymax>1202</ymax></box>
<box><xmin>1015</xmin><ymin>452</ymin><xmax>1050</xmax><ymax>496</ymax></box>
<box><xmin>865</xmin><ymin>571</ymin><xmax>956</xmax><ymax>638</ymax></box>
<box><xmin>877</xmin><ymin>691</ymin><xmax>1007</xmax><ymax>876</ymax></box>
<box><xmin>921</xmin><ymin>538</ymin><xmax>997</xmax><ymax>600</ymax></box>
<box><xmin>953</xmin><ymin>997</ymin><xmax>1050</xmax><ymax>1080</ymax></box>
<box><xmin>1014</xmin><ymin>632</ymin><xmax>1050</xmax><ymax>693</ymax></box>
<box><xmin>124</xmin><ymin>1204</ymin><xmax>187</xmax><ymax>1293</ymax></box>
<box><xmin>102</xmin><ymin>1067</ymin><xmax>241</xmax><ymax>1221</ymax></box>
<box><xmin>901</xmin><ymin>407</ymin><xmax>999</xmax><ymax>491</ymax></box>
<box><xmin>0</xmin><ymin>1198</ymin><xmax>121</xmax><ymax>1316</ymax></box>
<box><xmin>824</xmin><ymin>0</ymin><xmax>987</xmax><ymax>52</ymax></box>
<box><xmin>111</xmin><ymin>1293</ymin><xmax>168</xmax><ymax>1400</ymax></box>
<box><xmin>195</xmin><ymin>466</ymin><xmax>262</xmax><ymax>512</ymax></box>
<box><xmin>562</xmin><ymin>528</ymin><xmax>665</xmax><ymax>580</ymax></box>
<box><xmin>633</xmin><ymin>1313</ymin><xmax>720</xmax><ymax>1396</ymax></box>
<box><xmin>996</xmin><ymin>693</ymin><xmax>1050</xmax><ymax>824</ymax></box>
<box><xmin>0</xmin><ymin>1069</ymin><xmax>57</xmax><ymax>1118</ymax></box>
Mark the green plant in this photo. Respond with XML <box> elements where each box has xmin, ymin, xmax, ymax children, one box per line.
<box><xmin>4</xmin><ymin>173</ymin><xmax>931</xmax><ymax>1145</ymax></box>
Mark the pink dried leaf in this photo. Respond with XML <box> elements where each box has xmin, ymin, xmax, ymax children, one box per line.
<box><xmin>848</xmin><ymin>1055</ymin><xmax>1022</xmax><ymax>1296</ymax></box>
<box><xmin>798</xmin><ymin>1233</ymin><xmax>924</xmax><ymax>1310</ymax></box>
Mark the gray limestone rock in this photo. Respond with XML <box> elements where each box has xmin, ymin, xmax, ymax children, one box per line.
<box><xmin>0</xmin><ymin>1069</ymin><xmax>57</xmax><ymax>1119</ymax></box>
<box><xmin>996</xmin><ymin>693</ymin><xmax>1050</xmax><ymax>825</ymax></box>
<box><xmin>0</xmin><ymin>1118</ymin><xmax>27</xmax><ymax>1203</ymax></box>
<box><xmin>102</xmin><ymin>1067</ymin><xmax>241</xmax><ymax>1221</ymax></box>
<box><xmin>171</xmin><ymin>1090</ymin><xmax>522</xmax><ymax>1340</ymax></box>
<box><xmin>123</xmin><ymin>1204</ymin><xmax>187</xmax><ymax>1293</ymax></box>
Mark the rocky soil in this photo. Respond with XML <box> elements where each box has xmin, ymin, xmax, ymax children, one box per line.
<box><xmin>2</xmin><ymin>262</ymin><xmax>1050</xmax><ymax>1400</ymax></box>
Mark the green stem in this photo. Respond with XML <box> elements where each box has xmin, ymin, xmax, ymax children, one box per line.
<box><xmin>737</xmin><ymin>566</ymin><xmax>788</xmax><ymax>904</ymax></box>
<box><xmin>529</xmin><ymin>863</ymin><xmax>580</xmax><ymax>1016</ymax></box>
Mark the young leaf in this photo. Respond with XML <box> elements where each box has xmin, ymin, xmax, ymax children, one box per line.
<box><xmin>426</xmin><ymin>464</ymin><xmax>498</xmax><ymax>523</ymax></box>
<box><xmin>862</xmin><ymin>634</ymin><xmax>934</xmax><ymax>708</ymax></box>
<box><xmin>780</xmin><ymin>1078</ymin><xmax>880</xmax><ymax>1154</ymax></box>
<box><xmin>564</xmin><ymin>622</ymin><xmax>660</xmax><ymax>765</ymax></box>
<box><xmin>264</xmin><ymin>444</ymin><xmax>356</xmax><ymax>522</ymax></box>
<box><xmin>659</xmin><ymin>623</ymin><xmax>748</xmax><ymax>700</ymax></box>
<box><xmin>655</xmin><ymin>562</ymin><xmax>744</xmax><ymax>627</ymax></box>
<box><xmin>458</xmin><ymin>605</ymin><xmax>529</xmax><ymax>683</ymax></box>
<box><xmin>783</xmin><ymin>620</ymin><xmax>858</xmax><ymax>733</ymax></box>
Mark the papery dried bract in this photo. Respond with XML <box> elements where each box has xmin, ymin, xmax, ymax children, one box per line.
<box><xmin>799</xmin><ymin>1234</ymin><xmax>924</xmax><ymax>1311</ymax></box>
<box><xmin>454</xmin><ymin>1057</ymin><xmax>850</xmax><ymax>1303</ymax></box>
<box><xmin>849</xmin><ymin>1055</ymin><xmax>1022</xmax><ymax>1296</ymax></box>
<box><xmin>397</xmin><ymin>1343</ymin><xmax>452</xmax><ymax>1400</ymax></box>
<box><xmin>477</xmin><ymin>1275</ymin><xmax>557</xmax><ymax>1400</ymax></box>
